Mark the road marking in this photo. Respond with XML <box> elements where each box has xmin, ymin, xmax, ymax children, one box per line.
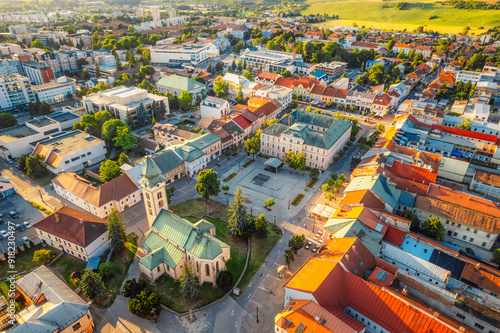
<box><xmin>267</xmin><ymin>274</ymin><xmax>281</xmax><ymax>282</ymax></box>
<box><xmin>231</xmin><ymin>310</ymin><xmax>234</xmax><ymax>316</ymax></box>
<box><xmin>248</xmin><ymin>299</ymin><xmax>263</xmax><ymax>307</ymax></box>
<box><xmin>258</xmin><ymin>286</ymin><xmax>270</xmax><ymax>293</ymax></box>
<box><xmin>248</xmin><ymin>282</ymin><xmax>252</xmax><ymax>287</ymax></box>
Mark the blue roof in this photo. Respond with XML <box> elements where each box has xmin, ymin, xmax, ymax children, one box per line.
<box><xmin>310</xmin><ymin>69</ymin><xmax>327</xmax><ymax>78</ymax></box>
<box><xmin>86</xmin><ymin>256</ymin><xmax>100</xmax><ymax>270</ymax></box>
<box><xmin>400</xmin><ymin>235</ymin><xmax>434</xmax><ymax>261</ymax></box>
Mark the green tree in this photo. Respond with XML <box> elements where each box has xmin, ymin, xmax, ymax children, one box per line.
<box><xmin>81</xmin><ymin>270</ymin><xmax>106</xmax><ymax>301</ymax></box>
<box><xmin>288</xmin><ymin>234</ymin><xmax>305</xmax><ymax>253</ymax></box>
<box><xmin>99</xmin><ymin>262</ymin><xmax>117</xmax><ymax>278</ymax></box>
<box><xmin>26</xmin><ymin>154</ymin><xmax>47</xmax><ymax>178</ymax></box>
<box><xmin>33</xmin><ymin>249</ymin><xmax>51</xmax><ymax>265</ymax></box>
<box><xmin>31</xmin><ymin>39</ymin><xmax>44</xmax><ymax>48</ymax></box>
<box><xmin>107</xmin><ymin>209</ymin><xmax>127</xmax><ymax>254</ymax></box>
<box><xmin>457</xmin><ymin>118</ymin><xmax>472</xmax><ymax>130</ymax></box>
<box><xmin>179</xmin><ymin>264</ymin><xmax>199</xmax><ymax>301</ymax></box>
<box><xmin>400</xmin><ymin>209</ymin><xmax>420</xmax><ymax>232</ymax></box>
<box><xmin>242</xmin><ymin>70</ymin><xmax>253</xmax><ymax>81</ymax></box>
<box><xmin>102</xmin><ymin>119</ymin><xmax>127</xmax><ymax>141</ymax></box>
<box><xmin>264</xmin><ymin>198</ymin><xmax>275</xmax><ymax>208</ymax></box>
<box><xmin>285</xmin><ymin>248</ymin><xmax>295</xmax><ymax>266</ymax></box>
<box><xmin>493</xmin><ymin>249</ymin><xmax>500</xmax><ymax>265</ymax></box>
<box><xmin>193</xmin><ymin>75</ymin><xmax>205</xmax><ymax>84</ymax></box>
<box><xmin>254</xmin><ymin>214</ymin><xmax>269</xmax><ymax>236</ymax></box>
<box><xmin>305</xmin><ymin>105</ymin><xmax>312</xmax><ymax>112</ymax></box>
<box><xmin>99</xmin><ymin>160</ymin><xmax>122</xmax><ymax>182</ymax></box>
<box><xmin>128</xmin><ymin>289</ymin><xmax>160</xmax><ymax>317</ymax></box>
<box><xmin>95</xmin><ymin>61</ymin><xmax>101</xmax><ymax>78</ymax></box>
<box><xmin>282</xmin><ymin>70</ymin><xmax>292</xmax><ymax>78</ymax></box>
<box><xmin>195</xmin><ymin>169</ymin><xmax>220</xmax><ymax>202</ymax></box>
<box><xmin>266</xmin><ymin>119</ymin><xmax>278</xmax><ymax>127</ymax></box>
<box><xmin>235</xmin><ymin>86</ymin><xmax>244</xmax><ymax>103</ymax></box>
<box><xmin>138</xmin><ymin>79</ymin><xmax>153</xmax><ymax>91</ymax></box>
<box><xmin>17</xmin><ymin>155</ymin><xmax>27</xmax><ymax>172</ymax></box>
<box><xmin>310</xmin><ymin>168</ymin><xmax>319</xmax><ymax>179</ymax></box>
<box><xmin>113</xmin><ymin>126</ymin><xmax>138</xmax><ymax>150</ymax></box>
<box><xmin>387</xmin><ymin>39</ymin><xmax>395</xmax><ymax>50</ymax></box>
<box><xmin>377</xmin><ymin>124</ymin><xmax>386</xmax><ymax>133</ymax></box>
<box><xmin>216</xmin><ymin>270</ymin><xmax>233</xmax><ymax>290</ymax></box>
<box><xmin>179</xmin><ymin>91</ymin><xmax>193</xmax><ymax>110</ymax></box>
<box><xmin>115</xmin><ymin>54</ymin><xmax>123</xmax><ymax>71</ymax></box>
<box><xmin>227</xmin><ymin>187</ymin><xmax>248</xmax><ymax>237</ymax></box>
<box><xmin>122</xmin><ymin>278</ymin><xmax>147</xmax><ymax>298</ymax></box>
<box><xmin>0</xmin><ymin>113</ymin><xmax>17</xmax><ymax>129</ymax></box>
<box><xmin>244</xmin><ymin>129</ymin><xmax>261</xmax><ymax>160</ymax></box>
<box><xmin>214</xmin><ymin>77</ymin><xmax>229</xmax><ymax>98</ymax></box>
<box><xmin>420</xmin><ymin>217</ymin><xmax>446</xmax><ymax>241</ymax></box>
<box><xmin>117</xmin><ymin>152</ymin><xmax>130</xmax><ymax>166</ymax></box>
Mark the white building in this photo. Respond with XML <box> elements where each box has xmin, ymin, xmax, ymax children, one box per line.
<box><xmin>200</xmin><ymin>96</ymin><xmax>230</xmax><ymax>119</ymax></box>
<box><xmin>22</xmin><ymin>62</ymin><xmax>55</xmax><ymax>85</ymax></box>
<box><xmin>0</xmin><ymin>59</ymin><xmax>22</xmax><ymax>76</ymax></box>
<box><xmin>470</xmin><ymin>170</ymin><xmax>500</xmax><ymax>199</ymax></box>
<box><xmin>0</xmin><ymin>43</ymin><xmax>23</xmax><ymax>55</ymax></box>
<box><xmin>151</xmin><ymin>43</ymin><xmax>207</xmax><ymax>66</ymax></box>
<box><xmin>33</xmin><ymin>130</ymin><xmax>106</xmax><ymax>174</ymax></box>
<box><xmin>32</xmin><ymin>76</ymin><xmax>76</xmax><ymax>104</ymax></box>
<box><xmin>255</xmin><ymin>85</ymin><xmax>293</xmax><ymax>109</ymax></box>
<box><xmin>35</xmin><ymin>206</ymin><xmax>110</xmax><ymax>261</ymax></box>
<box><xmin>260</xmin><ymin>110</ymin><xmax>352</xmax><ymax>170</ymax></box>
<box><xmin>0</xmin><ymin>74</ymin><xmax>36</xmax><ymax>112</ymax></box>
<box><xmin>52</xmin><ymin>171</ymin><xmax>141</xmax><ymax>219</ymax></box>
<box><xmin>82</xmin><ymin>86</ymin><xmax>169</xmax><ymax>127</ymax></box>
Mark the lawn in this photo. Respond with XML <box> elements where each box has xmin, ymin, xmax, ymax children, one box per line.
<box><xmin>0</xmin><ymin>245</ymin><xmax>59</xmax><ymax>280</ymax></box>
<box><xmin>99</xmin><ymin>233</ymin><xmax>138</xmax><ymax>307</ymax></box>
<box><xmin>236</xmin><ymin>223</ymin><xmax>280</xmax><ymax>291</ymax></box>
<box><xmin>170</xmin><ymin>198</ymin><xmax>228</xmax><ymax>219</ymax></box>
<box><xmin>31</xmin><ymin>171</ymin><xmax>57</xmax><ymax>187</ymax></box>
<box><xmin>304</xmin><ymin>0</ymin><xmax>500</xmax><ymax>33</ymax></box>
<box><xmin>50</xmin><ymin>254</ymin><xmax>87</xmax><ymax>289</ymax></box>
<box><xmin>0</xmin><ymin>281</ymin><xmax>9</xmax><ymax>298</ymax></box>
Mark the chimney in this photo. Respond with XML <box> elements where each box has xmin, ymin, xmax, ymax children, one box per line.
<box><xmin>315</xmin><ymin>314</ymin><xmax>320</xmax><ymax>321</ymax></box>
<box><xmin>292</xmin><ymin>49</ymin><xmax>296</xmax><ymax>61</ymax></box>
<box><xmin>352</xmin><ymin>245</ymin><xmax>356</xmax><ymax>252</ymax></box>
<box><xmin>54</xmin><ymin>213</ymin><xmax>59</xmax><ymax>222</ymax></box>
<box><xmin>344</xmin><ymin>254</ymin><xmax>349</xmax><ymax>261</ymax></box>
<box><xmin>353</xmin><ymin>228</ymin><xmax>357</xmax><ymax>235</ymax></box>
<box><xmin>80</xmin><ymin>219</ymin><xmax>84</xmax><ymax>224</ymax></box>
<box><xmin>287</xmin><ymin>115</ymin><xmax>291</xmax><ymax>126</ymax></box>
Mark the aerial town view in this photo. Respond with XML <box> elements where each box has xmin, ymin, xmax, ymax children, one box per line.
<box><xmin>0</xmin><ymin>0</ymin><xmax>500</xmax><ymax>332</ymax></box>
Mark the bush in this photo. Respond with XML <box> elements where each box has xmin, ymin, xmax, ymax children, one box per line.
<box><xmin>122</xmin><ymin>278</ymin><xmax>147</xmax><ymax>299</ymax></box>
<box><xmin>222</xmin><ymin>185</ymin><xmax>230</xmax><ymax>192</ymax></box>
<box><xmin>242</xmin><ymin>160</ymin><xmax>255</xmax><ymax>168</ymax></box>
<box><xmin>128</xmin><ymin>289</ymin><xmax>160</xmax><ymax>317</ymax></box>
<box><xmin>33</xmin><ymin>249</ymin><xmax>51</xmax><ymax>265</ymax></box>
<box><xmin>291</xmin><ymin>194</ymin><xmax>304</xmax><ymax>206</ymax></box>
<box><xmin>306</xmin><ymin>178</ymin><xmax>318</xmax><ymax>187</ymax></box>
<box><xmin>99</xmin><ymin>262</ymin><xmax>117</xmax><ymax>278</ymax></box>
<box><xmin>223</xmin><ymin>172</ymin><xmax>237</xmax><ymax>182</ymax></box>
<box><xmin>289</xmin><ymin>234</ymin><xmax>306</xmax><ymax>253</ymax></box>
<box><xmin>216</xmin><ymin>270</ymin><xmax>234</xmax><ymax>290</ymax></box>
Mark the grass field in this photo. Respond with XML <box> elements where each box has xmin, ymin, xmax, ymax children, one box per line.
<box><xmin>304</xmin><ymin>0</ymin><xmax>500</xmax><ymax>34</ymax></box>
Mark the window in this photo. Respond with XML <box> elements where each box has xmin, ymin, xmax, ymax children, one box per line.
<box><xmin>482</xmin><ymin>242</ymin><xmax>487</xmax><ymax>247</ymax></box>
<box><xmin>473</xmin><ymin>229</ymin><xmax>477</xmax><ymax>234</ymax></box>
<box><xmin>423</xmin><ymin>249</ymin><xmax>428</xmax><ymax>253</ymax></box>
<box><xmin>470</xmin><ymin>238</ymin><xmax>474</xmax><ymax>242</ymax></box>
<box><xmin>487</xmin><ymin>234</ymin><xmax>491</xmax><ymax>238</ymax></box>
<box><xmin>157</xmin><ymin>192</ymin><xmax>163</xmax><ymax>199</ymax></box>
<box><xmin>205</xmin><ymin>264</ymin><xmax>210</xmax><ymax>276</ymax></box>
<box><xmin>360</xmin><ymin>261</ymin><xmax>364</xmax><ymax>266</ymax></box>
<box><xmin>354</xmin><ymin>269</ymin><xmax>358</xmax><ymax>274</ymax></box>
<box><xmin>457</xmin><ymin>224</ymin><xmax>461</xmax><ymax>229</ymax></box>
<box><xmin>466</xmin><ymin>227</ymin><xmax>470</xmax><ymax>232</ymax></box>
<box><xmin>462</xmin><ymin>235</ymin><xmax>467</xmax><ymax>240</ymax></box>
<box><xmin>474</xmin><ymin>323</ymin><xmax>484</xmax><ymax>330</ymax></box>
<box><xmin>72</xmin><ymin>323</ymin><xmax>81</xmax><ymax>330</ymax></box>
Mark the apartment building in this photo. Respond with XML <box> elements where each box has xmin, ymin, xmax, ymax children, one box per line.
<box><xmin>311</xmin><ymin>61</ymin><xmax>348</xmax><ymax>81</ymax></box>
<box><xmin>0</xmin><ymin>59</ymin><xmax>22</xmax><ymax>76</ymax></box>
<box><xmin>0</xmin><ymin>74</ymin><xmax>36</xmax><ymax>112</ymax></box>
<box><xmin>83</xmin><ymin>86</ymin><xmax>169</xmax><ymax>127</ymax></box>
<box><xmin>346</xmin><ymin>90</ymin><xmax>376</xmax><ymax>111</ymax></box>
<box><xmin>32</xmin><ymin>76</ymin><xmax>76</xmax><ymax>104</ymax></box>
<box><xmin>469</xmin><ymin>169</ymin><xmax>500</xmax><ymax>199</ymax></box>
<box><xmin>260</xmin><ymin>110</ymin><xmax>352</xmax><ymax>170</ymax></box>
<box><xmin>22</xmin><ymin>61</ymin><xmax>55</xmax><ymax>85</ymax></box>
<box><xmin>254</xmin><ymin>85</ymin><xmax>293</xmax><ymax>109</ymax></box>
<box><xmin>240</xmin><ymin>49</ymin><xmax>308</xmax><ymax>74</ymax></box>
<box><xmin>35</xmin><ymin>206</ymin><xmax>110</xmax><ymax>261</ymax></box>
<box><xmin>151</xmin><ymin>43</ymin><xmax>207</xmax><ymax>66</ymax></box>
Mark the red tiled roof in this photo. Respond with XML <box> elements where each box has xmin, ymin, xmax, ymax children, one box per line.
<box><xmin>274</xmin><ymin>77</ymin><xmax>295</xmax><ymax>88</ymax></box>
<box><xmin>256</xmin><ymin>71</ymin><xmax>280</xmax><ymax>81</ymax></box>
<box><xmin>377</xmin><ymin>165</ymin><xmax>430</xmax><ymax>196</ymax></box>
<box><xmin>372</xmin><ymin>94</ymin><xmax>392</xmax><ymax>106</ymax></box>
<box><xmin>368</xmin><ymin>267</ymin><xmax>396</xmax><ymax>287</ymax></box>
<box><xmin>385</xmin><ymin>159</ymin><xmax>437</xmax><ymax>184</ymax></box>
<box><xmin>231</xmin><ymin>115</ymin><xmax>251</xmax><ymax>130</ymax></box>
<box><xmin>340</xmin><ymin>190</ymin><xmax>386</xmax><ymax>209</ymax></box>
<box><xmin>394</xmin><ymin>43</ymin><xmax>410</xmax><ymax>48</ymax></box>
<box><xmin>382</xmin><ymin>225</ymin><xmax>407</xmax><ymax>247</ymax></box>
<box><xmin>311</xmin><ymin>264</ymin><xmax>463</xmax><ymax>333</ymax></box>
<box><xmin>34</xmin><ymin>206</ymin><xmax>107</xmax><ymax>248</ymax></box>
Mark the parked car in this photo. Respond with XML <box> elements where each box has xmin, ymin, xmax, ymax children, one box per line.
<box><xmin>22</xmin><ymin>237</ymin><xmax>30</xmax><ymax>245</ymax></box>
<box><xmin>465</xmin><ymin>247</ymin><xmax>475</xmax><ymax>256</ymax></box>
<box><xmin>22</xmin><ymin>221</ymin><xmax>31</xmax><ymax>229</ymax></box>
<box><xmin>0</xmin><ymin>230</ymin><xmax>8</xmax><ymax>238</ymax></box>
<box><xmin>9</xmin><ymin>211</ymin><xmax>19</xmax><ymax>219</ymax></box>
<box><xmin>15</xmin><ymin>224</ymin><xmax>24</xmax><ymax>232</ymax></box>
<box><xmin>305</xmin><ymin>241</ymin><xmax>311</xmax><ymax>250</ymax></box>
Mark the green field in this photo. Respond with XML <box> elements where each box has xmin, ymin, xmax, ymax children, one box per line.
<box><xmin>304</xmin><ymin>0</ymin><xmax>500</xmax><ymax>34</ymax></box>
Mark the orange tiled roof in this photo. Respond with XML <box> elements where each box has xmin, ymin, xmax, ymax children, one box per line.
<box><xmin>339</xmin><ymin>190</ymin><xmax>386</xmax><ymax>210</ymax></box>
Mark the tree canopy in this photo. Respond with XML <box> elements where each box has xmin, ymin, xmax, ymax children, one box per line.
<box><xmin>99</xmin><ymin>159</ymin><xmax>122</xmax><ymax>182</ymax></box>
<box><xmin>195</xmin><ymin>169</ymin><xmax>220</xmax><ymax>202</ymax></box>
<box><xmin>0</xmin><ymin>113</ymin><xmax>17</xmax><ymax>129</ymax></box>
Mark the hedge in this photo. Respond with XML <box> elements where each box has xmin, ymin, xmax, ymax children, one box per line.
<box><xmin>223</xmin><ymin>172</ymin><xmax>237</xmax><ymax>182</ymax></box>
<box><xmin>306</xmin><ymin>178</ymin><xmax>318</xmax><ymax>187</ymax></box>
<box><xmin>292</xmin><ymin>194</ymin><xmax>304</xmax><ymax>206</ymax></box>
<box><xmin>242</xmin><ymin>160</ymin><xmax>255</xmax><ymax>168</ymax></box>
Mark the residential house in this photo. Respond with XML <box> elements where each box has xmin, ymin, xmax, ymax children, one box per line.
<box><xmin>255</xmin><ymin>71</ymin><xmax>282</xmax><ymax>86</ymax></box>
<box><xmin>52</xmin><ymin>171</ymin><xmax>141</xmax><ymax>218</ymax></box>
<box><xmin>200</xmin><ymin>96</ymin><xmax>230</xmax><ymax>119</ymax></box>
<box><xmin>35</xmin><ymin>206</ymin><xmax>110</xmax><ymax>261</ymax></box>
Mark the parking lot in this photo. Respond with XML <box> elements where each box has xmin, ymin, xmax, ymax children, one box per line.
<box><xmin>0</xmin><ymin>194</ymin><xmax>42</xmax><ymax>251</ymax></box>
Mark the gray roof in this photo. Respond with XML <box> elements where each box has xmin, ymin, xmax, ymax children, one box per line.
<box><xmin>10</xmin><ymin>266</ymin><xmax>89</xmax><ymax>333</ymax></box>
<box><xmin>186</xmin><ymin>132</ymin><xmax>221</xmax><ymax>151</ymax></box>
<box><xmin>203</xmin><ymin>96</ymin><xmax>227</xmax><ymax>106</ymax></box>
<box><xmin>150</xmin><ymin>149</ymin><xmax>184</xmax><ymax>173</ymax></box>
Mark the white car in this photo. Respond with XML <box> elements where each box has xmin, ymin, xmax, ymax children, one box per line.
<box><xmin>22</xmin><ymin>221</ymin><xmax>32</xmax><ymax>229</ymax></box>
<box><xmin>0</xmin><ymin>230</ymin><xmax>8</xmax><ymax>238</ymax></box>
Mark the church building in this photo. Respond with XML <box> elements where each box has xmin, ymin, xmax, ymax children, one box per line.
<box><xmin>138</xmin><ymin>157</ymin><xmax>231</xmax><ymax>284</ymax></box>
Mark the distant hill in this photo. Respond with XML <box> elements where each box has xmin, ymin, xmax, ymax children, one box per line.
<box><xmin>303</xmin><ymin>0</ymin><xmax>500</xmax><ymax>34</ymax></box>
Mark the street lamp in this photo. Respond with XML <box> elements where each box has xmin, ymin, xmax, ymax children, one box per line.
<box><xmin>250</xmin><ymin>206</ymin><xmax>253</xmax><ymax>215</ymax></box>
<box><xmin>226</xmin><ymin>196</ymin><xmax>229</xmax><ymax>206</ymax></box>
<box><xmin>274</xmin><ymin>215</ymin><xmax>276</xmax><ymax>226</ymax></box>
<box><xmin>313</xmin><ymin>218</ymin><xmax>316</xmax><ymax>233</ymax></box>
